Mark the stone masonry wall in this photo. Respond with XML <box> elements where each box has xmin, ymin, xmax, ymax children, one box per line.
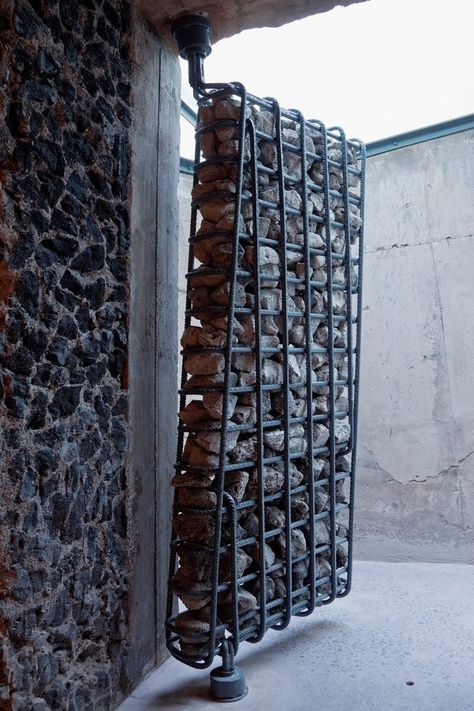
<box><xmin>0</xmin><ymin>1</ymin><xmax>133</xmax><ymax>708</ymax></box>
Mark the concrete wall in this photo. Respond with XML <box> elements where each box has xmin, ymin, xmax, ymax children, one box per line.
<box><xmin>356</xmin><ymin>129</ymin><xmax>474</xmax><ymax>563</ymax></box>
<box><xmin>128</xmin><ymin>18</ymin><xmax>180</xmax><ymax>686</ymax></box>
<box><xmin>177</xmin><ymin>128</ymin><xmax>474</xmax><ymax>566</ymax></box>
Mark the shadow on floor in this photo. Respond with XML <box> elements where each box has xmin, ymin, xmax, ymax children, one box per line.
<box><xmin>148</xmin><ymin>617</ymin><xmax>341</xmax><ymax>706</ymax></box>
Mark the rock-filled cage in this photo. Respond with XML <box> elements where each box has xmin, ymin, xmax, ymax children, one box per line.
<box><xmin>166</xmin><ymin>77</ymin><xmax>365</xmax><ymax>673</ymax></box>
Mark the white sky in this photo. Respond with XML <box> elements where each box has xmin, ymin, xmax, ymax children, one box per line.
<box><xmin>180</xmin><ymin>0</ymin><xmax>474</xmax><ymax>155</ymax></box>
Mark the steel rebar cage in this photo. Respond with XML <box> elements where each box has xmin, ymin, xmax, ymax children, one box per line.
<box><xmin>165</xmin><ymin>76</ymin><xmax>365</xmax><ymax>672</ymax></box>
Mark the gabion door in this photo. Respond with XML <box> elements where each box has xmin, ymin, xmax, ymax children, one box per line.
<box><xmin>166</xmin><ymin>15</ymin><xmax>365</xmax><ymax>700</ymax></box>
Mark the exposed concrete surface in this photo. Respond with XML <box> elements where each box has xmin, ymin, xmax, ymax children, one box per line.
<box><xmin>128</xmin><ymin>18</ymin><xmax>180</xmax><ymax>680</ymax></box>
<box><xmin>364</xmin><ymin>131</ymin><xmax>474</xmax><ymax>251</ymax></box>
<box><xmin>139</xmin><ymin>0</ymin><xmax>366</xmax><ymax>46</ymax></box>
<box><xmin>357</xmin><ymin>129</ymin><xmax>474</xmax><ymax>563</ymax></box>
<box><xmin>116</xmin><ymin>560</ymin><xmax>474</xmax><ymax>711</ymax></box>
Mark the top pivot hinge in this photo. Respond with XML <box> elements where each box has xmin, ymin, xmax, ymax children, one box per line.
<box><xmin>171</xmin><ymin>14</ymin><xmax>212</xmax><ymax>90</ymax></box>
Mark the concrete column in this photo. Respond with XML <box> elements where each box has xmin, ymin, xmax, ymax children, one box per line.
<box><xmin>127</xmin><ymin>17</ymin><xmax>180</xmax><ymax>686</ymax></box>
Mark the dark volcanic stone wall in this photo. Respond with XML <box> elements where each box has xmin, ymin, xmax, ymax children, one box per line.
<box><xmin>0</xmin><ymin>1</ymin><xmax>133</xmax><ymax>708</ymax></box>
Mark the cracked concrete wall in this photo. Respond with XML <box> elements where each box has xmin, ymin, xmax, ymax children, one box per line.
<box><xmin>356</xmin><ymin>129</ymin><xmax>474</xmax><ymax>563</ymax></box>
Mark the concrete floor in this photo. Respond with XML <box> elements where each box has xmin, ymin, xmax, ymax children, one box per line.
<box><xmin>117</xmin><ymin>561</ymin><xmax>474</xmax><ymax>711</ymax></box>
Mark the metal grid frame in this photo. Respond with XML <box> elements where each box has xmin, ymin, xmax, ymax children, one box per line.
<box><xmin>166</xmin><ymin>80</ymin><xmax>365</xmax><ymax>669</ymax></box>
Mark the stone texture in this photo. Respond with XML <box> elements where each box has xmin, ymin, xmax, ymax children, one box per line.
<box><xmin>0</xmin><ymin>2</ymin><xmax>133</xmax><ymax>709</ymax></box>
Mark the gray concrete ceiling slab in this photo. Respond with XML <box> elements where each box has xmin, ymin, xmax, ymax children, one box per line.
<box><xmin>139</xmin><ymin>0</ymin><xmax>366</xmax><ymax>46</ymax></box>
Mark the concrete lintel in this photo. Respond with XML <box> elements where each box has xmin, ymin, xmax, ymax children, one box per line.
<box><xmin>138</xmin><ymin>0</ymin><xmax>366</xmax><ymax>47</ymax></box>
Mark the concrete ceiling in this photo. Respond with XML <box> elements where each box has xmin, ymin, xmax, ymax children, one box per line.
<box><xmin>139</xmin><ymin>0</ymin><xmax>366</xmax><ymax>47</ymax></box>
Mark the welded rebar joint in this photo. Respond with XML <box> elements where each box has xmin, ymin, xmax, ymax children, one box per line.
<box><xmin>209</xmin><ymin>641</ymin><xmax>247</xmax><ymax>702</ymax></box>
<box><xmin>171</xmin><ymin>14</ymin><xmax>212</xmax><ymax>89</ymax></box>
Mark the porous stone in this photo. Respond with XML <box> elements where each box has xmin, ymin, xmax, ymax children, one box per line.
<box><xmin>228</xmin><ymin>436</ymin><xmax>257</xmax><ymax>463</ymax></box>
<box><xmin>177</xmin><ymin>488</ymin><xmax>218</xmax><ymax>509</ymax></box>
<box><xmin>276</xmin><ymin>528</ymin><xmax>307</xmax><ymax>558</ymax></box>
<box><xmin>250</xmin><ymin>575</ymin><xmax>276</xmax><ymax>603</ymax></box>
<box><xmin>194</xmin><ymin>426</ymin><xmax>240</xmax><ymax>454</ymax></box>
<box><xmin>0</xmin><ymin>1</ymin><xmax>132</xmax><ymax>707</ymax></box>
<box><xmin>175</xmin><ymin>610</ymin><xmax>215</xmax><ymax>643</ymax></box>
<box><xmin>224</xmin><ymin>471</ymin><xmax>250</xmax><ymax>502</ymax></box>
<box><xmin>177</xmin><ymin>548</ymin><xmax>213</xmax><ymax>583</ymax></box>
<box><xmin>173</xmin><ymin>512</ymin><xmax>215</xmax><ymax>544</ymax></box>
<box><xmin>182</xmin><ymin>371</ymin><xmax>238</xmax><ymax>391</ymax></box>
<box><xmin>182</xmin><ymin>437</ymin><xmax>221</xmax><ymax>469</ymax></box>
<box><xmin>202</xmin><ymin>392</ymin><xmax>238</xmax><ymax>420</ymax></box>
<box><xmin>246</xmin><ymin>466</ymin><xmax>284</xmax><ymax>497</ymax></box>
<box><xmin>184</xmin><ymin>353</ymin><xmax>225</xmax><ymax>376</ymax></box>
<box><xmin>219</xmin><ymin>588</ymin><xmax>257</xmax><ymax>618</ymax></box>
<box><xmin>265</xmin><ymin>505</ymin><xmax>286</xmax><ymax>530</ymax></box>
<box><xmin>178</xmin><ymin>400</ymin><xmax>210</xmax><ymax>425</ymax></box>
<box><xmin>172</xmin><ymin>472</ymin><xmax>215</xmax><ymax>488</ymax></box>
<box><xmin>221</xmin><ymin>548</ymin><xmax>253</xmax><ymax>579</ymax></box>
